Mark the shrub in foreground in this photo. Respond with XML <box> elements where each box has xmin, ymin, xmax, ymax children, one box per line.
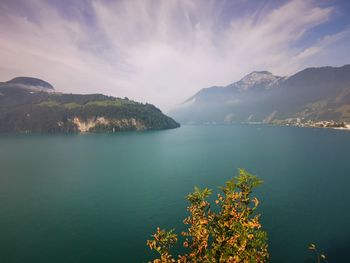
<box><xmin>147</xmin><ymin>169</ymin><xmax>269</xmax><ymax>262</ymax></box>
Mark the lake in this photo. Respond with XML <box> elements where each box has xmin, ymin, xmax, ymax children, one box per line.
<box><xmin>0</xmin><ymin>125</ymin><xmax>349</xmax><ymax>262</ymax></box>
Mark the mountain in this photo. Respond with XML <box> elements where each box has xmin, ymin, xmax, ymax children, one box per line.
<box><xmin>170</xmin><ymin>65</ymin><xmax>350</xmax><ymax>124</ymax></box>
<box><xmin>0</xmin><ymin>77</ymin><xmax>54</xmax><ymax>92</ymax></box>
<box><xmin>0</xmin><ymin>77</ymin><xmax>179</xmax><ymax>133</ymax></box>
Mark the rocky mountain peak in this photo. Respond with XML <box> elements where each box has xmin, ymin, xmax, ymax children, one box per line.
<box><xmin>234</xmin><ymin>71</ymin><xmax>282</xmax><ymax>91</ymax></box>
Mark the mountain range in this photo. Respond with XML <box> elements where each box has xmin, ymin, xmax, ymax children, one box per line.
<box><xmin>0</xmin><ymin>77</ymin><xmax>179</xmax><ymax>133</ymax></box>
<box><xmin>170</xmin><ymin>65</ymin><xmax>350</xmax><ymax>125</ymax></box>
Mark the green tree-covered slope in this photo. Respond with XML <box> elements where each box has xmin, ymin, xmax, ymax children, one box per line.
<box><xmin>0</xmin><ymin>77</ymin><xmax>179</xmax><ymax>133</ymax></box>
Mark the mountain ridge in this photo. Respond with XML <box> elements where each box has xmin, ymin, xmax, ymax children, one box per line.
<box><xmin>170</xmin><ymin>64</ymin><xmax>350</xmax><ymax>124</ymax></box>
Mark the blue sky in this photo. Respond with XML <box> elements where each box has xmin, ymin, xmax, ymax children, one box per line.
<box><xmin>0</xmin><ymin>0</ymin><xmax>349</xmax><ymax>110</ymax></box>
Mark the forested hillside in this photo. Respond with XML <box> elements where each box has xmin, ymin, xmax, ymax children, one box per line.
<box><xmin>0</xmin><ymin>77</ymin><xmax>179</xmax><ymax>133</ymax></box>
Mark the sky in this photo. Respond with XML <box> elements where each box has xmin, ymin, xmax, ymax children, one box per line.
<box><xmin>0</xmin><ymin>0</ymin><xmax>350</xmax><ymax>111</ymax></box>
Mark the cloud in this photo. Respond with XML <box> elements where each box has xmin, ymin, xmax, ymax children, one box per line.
<box><xmin>0</xmin><ymin>0</ymin><xmax>348</xmax><ymax>110</ymax></box>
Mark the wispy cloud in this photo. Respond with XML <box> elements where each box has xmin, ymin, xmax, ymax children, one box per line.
<box><xmin>0</xmin><ymin>0</ymin><xmax>348</xmax><ymax>110</ymax></box>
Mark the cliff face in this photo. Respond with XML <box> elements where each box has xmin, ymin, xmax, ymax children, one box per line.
<box><xmin>72</xmin><ymin>117</ymin><xmax>147</xmax><ymax>133</ymax></box>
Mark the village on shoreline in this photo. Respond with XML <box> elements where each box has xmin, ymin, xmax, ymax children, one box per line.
<box><xmin>275</xmin><ymin>118</ymin><xmax>350</xmax><ymax>130</ymax></box>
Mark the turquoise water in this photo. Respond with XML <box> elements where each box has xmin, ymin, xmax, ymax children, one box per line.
<box><xmin>0</xmin><ymin>125</ymin><xmax>349</xmax><ymax>262</ymax></box>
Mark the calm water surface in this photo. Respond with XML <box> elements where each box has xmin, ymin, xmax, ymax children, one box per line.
<box><xmin>0</xmin><ymin>125</ymin><xmax>350</xmax><ymax>262</ymax></box>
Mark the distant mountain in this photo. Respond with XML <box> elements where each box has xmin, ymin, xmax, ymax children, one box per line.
<box><xmin>170</xmin><ymin>65</ymin><xmax>350</xmax><ymax>124</ymax></box>
<box><xmin>0</xmin><ymin>77</ymin><xmax>179</xmax><ymax>133</ymax></box>
<box><xmin>0</xmin><ymin>77</ymin><xmax>54</xmax><ymax>91</ymax></box>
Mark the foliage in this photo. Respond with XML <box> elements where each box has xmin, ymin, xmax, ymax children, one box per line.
<box><xmin>147</xmin><ymin>169</ymin><xmax>269</xmax><ymax>263</ymax></box>
<box><xmin>308</xmin><ymin>244</ymin><xmax>328</xmax><ymax>263</ymax></box>
<box><xmin>147</xmin><ymin>228</ymin><xmax>178</xmax><ymax>263</ymax></box>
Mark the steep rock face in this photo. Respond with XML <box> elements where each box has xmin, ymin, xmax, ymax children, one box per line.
<box><xmin>170</xmin><ymin>65</ymin><xmax>350</xmax><ymax>124</ymax></box>
<box><xmin>72</xmin><ymin>117</ymin><xmax>109</xmax><ymax>132</ymax></box>
<box><xmin>72</xmin><ymin>117</ymin><xmax>147</xmax><ymax>133</ymax></box>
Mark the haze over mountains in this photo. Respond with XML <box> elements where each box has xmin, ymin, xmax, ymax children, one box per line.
<box><xmin>2</xmin><ymin>63</ymin><xmax>350</xmax><ymax>134</ymax></box>
<box><xmin>170</xmin><ymin>65</ymin><xmax>350</xmax><ymax>124</ymax></box>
